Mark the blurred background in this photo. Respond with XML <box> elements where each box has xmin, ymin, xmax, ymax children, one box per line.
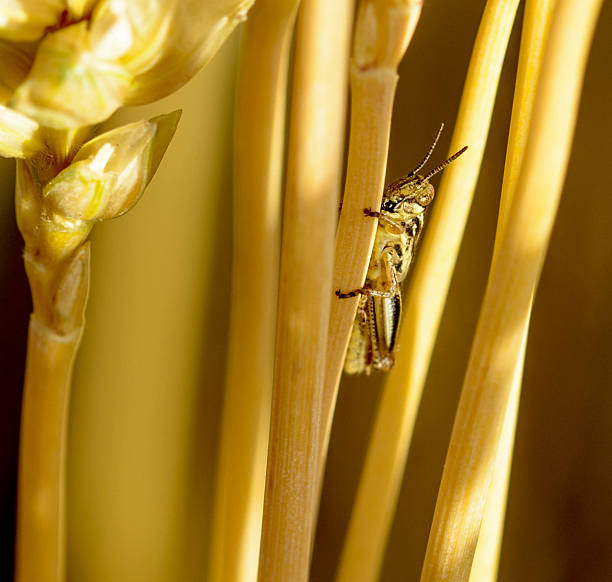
<box><xmin>1</xmin><ymin>1</ymin><xmax>611</xmax><ymax>580</ymax></box>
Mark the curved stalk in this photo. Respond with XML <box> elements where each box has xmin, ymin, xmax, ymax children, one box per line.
<box><xmin>421</xmin><ymin>1</ymin><xmax>604</xmax><ymax>580</ymax></box>
<box><xmin>469</xmin><ymin>2</ymin><xmax>556</xmax><ymax>580</ymax></box>
<box><xmin>335</xmin><ymin>2</ymin><xmax>520</xmax><ymax>581</ymax></box>
<box><xmin>322</xmin><ymin>0</ymin><xmax>423</xmax><ymax>467</ymax></box>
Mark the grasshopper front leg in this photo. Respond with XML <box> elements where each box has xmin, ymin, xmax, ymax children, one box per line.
<box><xmin>363</xmin><ymin>207</ymin><xmax>406</xmax><ymax>234</ymax></box>
<box><xmin>335</xmin><ymin>249</ymin><xmax>399</xmax><ymax>299</ymax></box>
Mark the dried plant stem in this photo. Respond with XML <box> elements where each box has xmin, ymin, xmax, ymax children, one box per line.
<box><xmin>208</xmin><ymin>2</ymin><xmax>299</xmax><ymax>582</ymax></box>
<box><xmin>15</xmin><ymin>319</ymin><xmax>83</xmax><ymax>582</ymax></box>
<box><xmin>335</xmin><ymin>2</ymin><xmax>519</xmax><ymax>581</ymax></box>
<box><xmin>15</xmin><ymin>138</ymin><xmax>90</xmax><ymax>582</ymax></box>
<box><xmin>469</xmin><ymin>2</ymin><xmax>556</xmax><ymax>580</ymax></box>
<box><xmin>15</xmin><ymin>226</ymin><xmax>90</xmax><ymax>582</ymax></box>
<box><xmin>421</xmin><ymin>1</ymin><xmax>604</xmax><ymax>581</ymax></box>
<box><xmin>13</xmin><ymin>111</ymin><xmax>177</xmax><ymax>582</ymax></box>
<box><xmin>468</xmin><ymin>342</ymin><xmax>524</xmax><ymax>582</ymax></box>
<box><xmin>257</xmin><ymin>0</ymin><xmax>352</xmax><ymax>580</ymax></box>
<box><xmin>322</xmin><ymin>0</ymin><xmax>423</xmax><ymax>464</ymax></box>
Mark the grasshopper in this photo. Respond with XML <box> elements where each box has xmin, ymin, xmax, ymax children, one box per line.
<box><xmin>336</xmin><ymin>124</ymin><xmax>467</xmax><ymax>374</ymax></box>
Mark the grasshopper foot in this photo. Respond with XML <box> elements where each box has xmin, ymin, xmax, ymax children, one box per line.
<box><xmin>363</xmin><ymin>208</ymin><xmax>381</xmax><ymax>218</ymax></box>
<box><xmin>336</xmin><ymin>289</ymin><xmax>362</xmax><ymax>299</ymax></box>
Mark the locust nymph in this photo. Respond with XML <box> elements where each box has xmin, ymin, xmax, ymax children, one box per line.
<box><xmin>337</xmin><ymin>124</ymin><xmax>467</xmax><ymax>374</ymax></box>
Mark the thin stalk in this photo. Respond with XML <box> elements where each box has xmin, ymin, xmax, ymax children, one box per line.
<box><xmin>15</xmin><ymin>235</ymin><xmax>90</xmax><ymax>582</ymax></box>
<box><xmin>421</xmin><ymin>1</ymin><xmax>604</xmax><ymax>581</ymax></box>
<box><xmin>469</xmin><ymin>2</ymin><xmax>556</xmax><ymax>580</ymax></box>
<box><xmin>15</xmin><ymin>320</ymin><xmax>83</xmax><ymax>582</ymax></box>
<box><xmin>322</xmin><ymin>0</ymin><xmax>423</xmax><ymax>468</ymax></box>
<box><xmin>467</xmin><ymin>338</ymin><xmax>525</xmax><ymax>582</ymax></box>
<box><xmin>257</xmin><ymin>0</ymin><xmax>352</xmax><ymax>580</ymax></box>
<box><xmin>335</xmin><ymin>3</ymin><xmax>519</xmax><ymax>581</ymax></box>
<box><xmin>208</xmin><ymin>2</ymin><xmax>299</xmax><ymax>582</ymax></box>
<box><xmin>13</xmin><ymin>112</ymin><xmax>177</xmax><ymax>582</ymax></box>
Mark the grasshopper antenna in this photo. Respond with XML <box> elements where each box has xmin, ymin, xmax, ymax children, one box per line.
<box><xmin>421</xmin><ymin>145</ymin><xmax>468</xmax><ymax>182</ymax></box>
<box><xmin>408</xmin><ymin>123</ymin><xmax>445</xmax><ymax>176</ymax></box>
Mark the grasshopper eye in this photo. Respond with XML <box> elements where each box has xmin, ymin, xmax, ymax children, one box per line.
<box><xmin>415</xmin><ymin>183</ymin><xmax>434</xmax><ymax>206</ymax></box>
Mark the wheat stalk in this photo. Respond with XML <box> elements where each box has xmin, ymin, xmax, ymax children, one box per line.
<box><xmin>207</xmin><ymin>2</ymin><xmax>299</xmax><ymax>581</ymax></box>
<box><xmin>421</xmin><ymin>1</ymin><xmax>604</xmax><ymax>580</ymax></box>
<box><xmin>14</xmin><ymin>113</ymin><xmax>180</xmax><ymax>582</ymax></box>
<box><xmin>334</xmin><ymin>2</ymin><xmax>520</xmax><ymax>580</ymax></box>
<box><xmin>469</xmin><ymin>2</ymin><xmax>556</xmax><ymax>580</ymax></box>
<box><xmin>16</xmin><ymin>258</ymin><xmax>88</xmax><ymax>582</ymax></box>
<box><xmin>322</xmin><ymin>0</ymin><xmax>423</xmax><ymax>470</ymax></box>
<box><xmin>257</xmin><ymin>0</ymin><xmax>353</xmax><ymax>579</ymax></box>
<box><xmin>1</xmin><ymin>4</ymin><xmax>255</xmax><ymax>581</ymax></box>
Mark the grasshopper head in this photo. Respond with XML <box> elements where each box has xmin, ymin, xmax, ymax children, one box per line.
<box><xmin>383</xmin><ymin>142</ymin><xmax>468</xmax><ymax>215</ymax></box>
<box><xmin>406</xmin><ymin>177</ymin><xmax>435</xmax><ymax>207</ymax></box>
<box><xmin>382</xmin><ymin>175</ymin><xmax>434</xmax><ymax>216</ymax></box>
<box><xmin>382</xmin><ymin>121</ymin><xmax>467</xmax><ymax>218</ymax></box>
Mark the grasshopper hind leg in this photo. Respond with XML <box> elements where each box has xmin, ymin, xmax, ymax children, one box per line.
<box><xmin>344</xmin><ymin>295</ymin><xmax>373</xmax><ymax>375</ymax></box>
<box><xmin>340</xmin><ymin>250</ymin><xmax>400</xmax><ymax>374</ymax></box>
<box><xmin>335</xmin><ymin>248</ymin><xmax>400</xmax><ymax>300</ymax></box>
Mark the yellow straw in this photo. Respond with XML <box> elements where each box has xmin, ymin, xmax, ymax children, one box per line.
<box><xmin>208</xmin><ymin>2</ymin><xmax>299</xmax><ymax>582</ymax></box>
<box><xmin>469</xmin><ymin>2</ymin><xmax>556</xmax><ymax>580</ymax></box>
<box><xmin>15</xmin><ymin>238</ymin><xmax>89</xmax><ymax>582</ymax></box>
<box><xmin>257</xmin><ymin>0</ymin><xmax>353</xmax><ymax>579</ymax></box>
<box><xmin>322</xmin><ymin>0</ymin><xmax>423</xmax><ymax>465</ymax></box>
<box><xmin>16</xmin><ymin>321</ymin><xmax>83</xmax><ymax>582</ymax></box>
<box><xmin>335</xmin><ymin>2</ymin><xmax>520</xmax><ymax>581</ymax></box>
<box><xmin>421</xmin><ymin>1</ymin><xmax>604</xmax><ymax>580</ymax></box>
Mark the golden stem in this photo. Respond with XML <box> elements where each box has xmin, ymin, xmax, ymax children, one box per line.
<box><xmin>15</xmin><ymin>320</ymin><xmax>83</xmax><ymax>582</ymax></box>
<box><xmin>257</xmin><ymin>0</ymin><xmax>352</xmax><ymax>579</ymax></box>
<box><xmin>322</xmin><ymin>0</ymin><xmax>423</xmax><ymax>465</ymax></box>
<box><xmin>469</xmin><ymin>2</ymin><xmax>556</xmax><ymax>580</ymax></box>
<box><xmin>467</xmin><ymin>337</ymin><xmax>525</xmax><ymax>582</ymax></box>
<box><xmin>15</xmin><ymin>147</ymin><xmax>90</xmax><ymax>582</ymax></box>
<box><xmin>335</xmin><ymin>2</ymin><xmax>520</xmax><ymax>581</ymax></box>
<box><xmin>208</xmin><ymin>2</ymin><xmax>299</xmax><ymax>582</ymax></box>
<box><xmin>421</xmin><ymin>1</ymin><xmax>604</xmax><ymax>580</ymax></box>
